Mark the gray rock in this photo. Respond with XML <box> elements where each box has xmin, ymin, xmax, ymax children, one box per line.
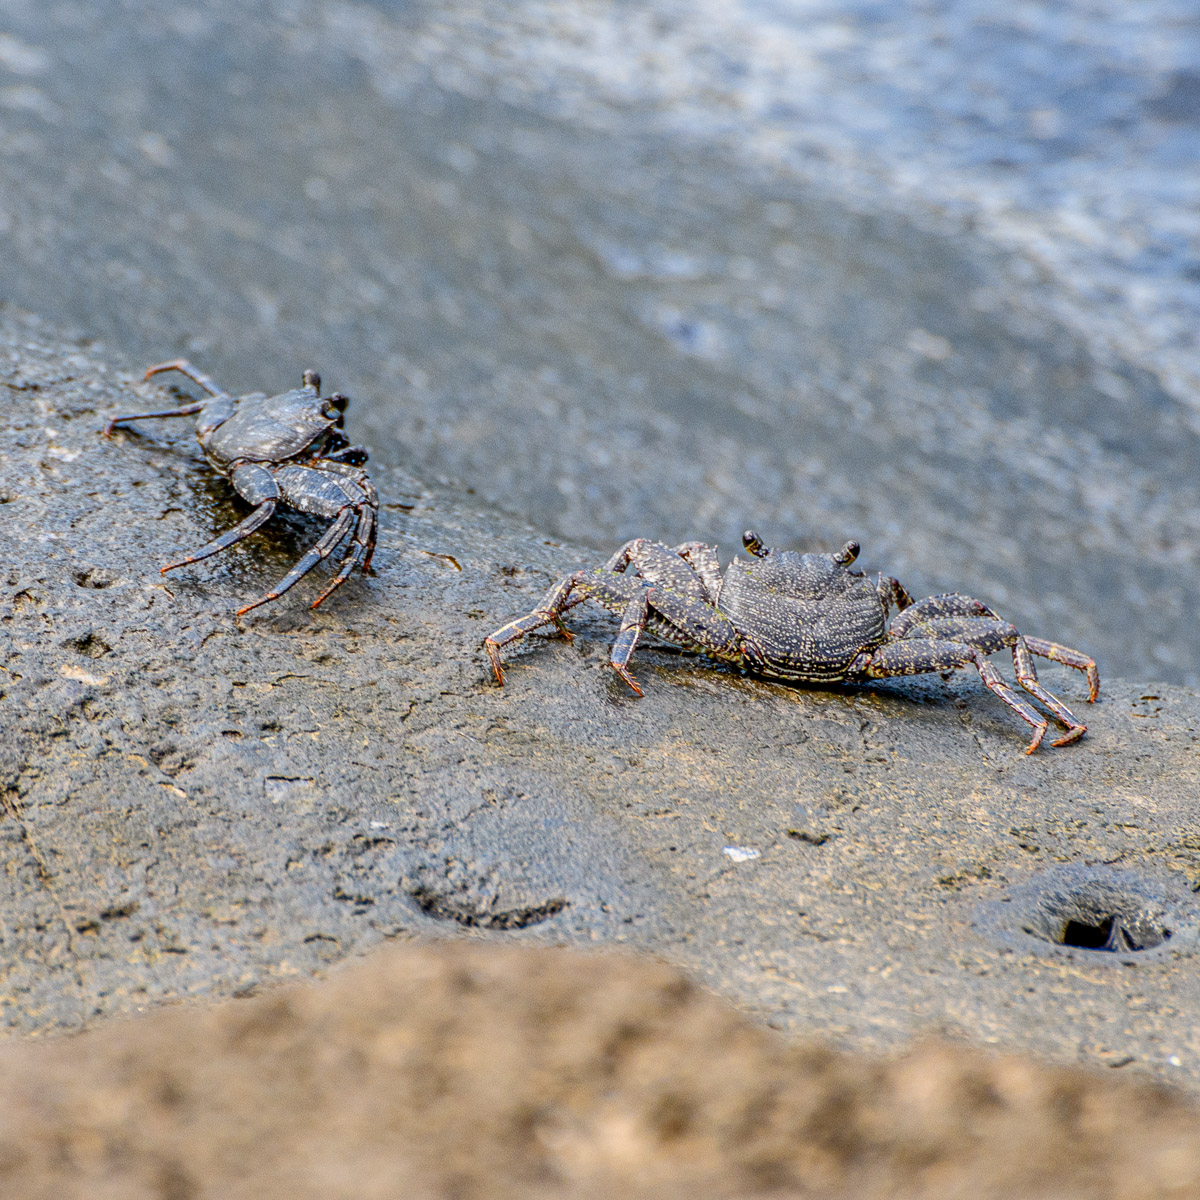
<box><xmin>3</xmin><ymin>310</ymin><xmax>1200</xmax><ymax>1094</ymax></box>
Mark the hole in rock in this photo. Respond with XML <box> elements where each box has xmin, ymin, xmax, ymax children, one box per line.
<box><xmin>978</xmin><ymin>865</ymin><xmax>1195</xmax><ymax>960</ymax></box>
<box><xmin>1059</xmin><ymin>915</ymin><xmax>1170</xmax><ymax>953</ymax></box>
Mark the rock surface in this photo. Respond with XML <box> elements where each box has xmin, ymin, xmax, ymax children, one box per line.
<box><xmin>0</xmin><ymin>1</ymin><xmax>1199</xmax><ymax>681</ymax></box>
<box><xmin>3</xmin><ymin>311</ymin><xmax>1200</xmax><ymax>1097</ymax></box>
<box><xmin>3</xmin><ymin>939</ymin><xmax>1200</xmax><ymax>1200</ymax></box>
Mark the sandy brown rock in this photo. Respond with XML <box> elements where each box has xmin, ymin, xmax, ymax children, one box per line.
<box><xmin>2</xmin><ymin>940</ymin><xmax>1199</xmax><ymax>1200</ymax></box>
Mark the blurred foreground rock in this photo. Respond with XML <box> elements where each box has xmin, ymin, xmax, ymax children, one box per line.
<box><xmin>2</xmin><ymin>939</ymin><xmax>1199</xmax><ymax>1200</ymax></box>
<box><xmin>3</xmin><ymin>310</ymin><xmax>1200</xmax><ymax>1100</ymax></box>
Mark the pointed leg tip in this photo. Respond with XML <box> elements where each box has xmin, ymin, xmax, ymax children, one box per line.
<box><xmin>484</xmin><ymin>642</ymin><xmax>507</xmax><ymax>686</ymax></box>
<box><xmin>1050</xmin><ymin>726</ymin><xmax>1086</xmax><ymax>748</ymax></box>
<box><xmin>1024</xmin><ymin>723</ymin><xmax>1048</xmax><ymax>754</ymax></box>
<box><xmin>612</xmin><ymin>666</ymin><xmax>643</xmax><ymax>697</ymax></box>
<box><xmin>235</xmin><ymin>596</ymin><xmax>271</xmax><ymax>618</ymax></box>
<box><xmin>310</xmin><ymin>581</ymin><xmax>345</xmax><ymax>611</ymax></box>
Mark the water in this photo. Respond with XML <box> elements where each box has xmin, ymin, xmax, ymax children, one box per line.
<box><xmin>1</xmin><ymin>0</ymin><xmax>1198</xmax><ymax>681</ymax></box>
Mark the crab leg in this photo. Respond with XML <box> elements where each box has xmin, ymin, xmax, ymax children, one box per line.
<box><xmin>878</xmin><ymin>575</ymin><xmax>914</xmax><ymax>613</ymax></box>
<box><xmin>161</xmin><ymin>463</ymin><xmax>281</xmax><ymax>572</ymax></box>
<box><xmin>310</xmin><ymin>503</ymin><xmax>375</xmax><ymax>610</ymax></box>
<box><xmin>672</xmin><ymin>541</ymin><xmax>723</xmax><ymax>603</ymax></box>
<box><xmin>602</xmin><ymin>538</ymin><xmax>651</xmax><ymax>573</ymax></box>
<box><xmin>861</xmin><ymin>638</ymin><xmax>1052</xmax><ymax>754</ymax></box>
<box><xmin>161</xmin><ymin>501</ymin><xmax>277</xmax><ymax>573</ymax></box>
<box><xmin>322</xmin><ymin>445</ymin><xmax>371</xmax><ymax>466</ymax></box>
<box><xmin>972</xmin><ymin>649</ymin><xmax>1051</xmax><ymax>754</ymax></box>
<box><xmin>605</xmin><ymin>539</ymin><xmax>720</xmax><ymax>605</ymax></box>
<box><xmin>316</xmin><ymin>462</ymin><xmax>380</xmax><ymax>572</ymax></box>
<box><xmin>609</xmin><ymin>592</ymin><xmax>650</xmax><ymax>695</ymax></box>
<box><xmin>1012</xmin><ymin>639</ymin><xmax>1086</xmax><ymax>747</ymax></box>
<box><xmin>103</xmin><ymin>401</ymin><xmax>206</xmax><ymax>439</ymax></box>
<box><xmin>354</xmin><ymin>477</ymin><xmax>380</xmax><ymax>574</ymax></box>
<box><xmin>888</xmin><ymin>593</ymin><xmax>1000</xmax><ymax>639</ymax></box>
<box><xmin>143</xmin><ymin>359</ymin><xmax>227</xmax><ymax>397</ymax></box>
<box><xmin>483</xmin><ymin>572</ymin><xmax>589</xmax><ymax>684</ymax></box>
<box><xmin>236</xmin><ymin>508</ymin><xmax>355</xmax><ymax>617</ymax></box>
<box><xmin>1023</xmin><ymin>635</ymin><xmax>1100</xmax><ymax>702</ymax></box>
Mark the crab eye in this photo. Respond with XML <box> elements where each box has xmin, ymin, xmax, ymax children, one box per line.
<box><xmin>328</xmin><ymin>392</ymin><xmax>349</xmax><ymax>412</ymax></box>
<box><xmin>833</xmin><ymin>540</ymin><xmax>860</xmax><ymax>565</ymax></box>
<box><xmin>743</xmin><ymin>530</ymin><xmax>768</xmax><ymax>557</ymax></box>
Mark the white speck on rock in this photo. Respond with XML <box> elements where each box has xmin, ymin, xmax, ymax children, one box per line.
<box><xmin>723</xmin><ymin>845</ymin><xmax>760</xmax><ymax>862</ymax></box>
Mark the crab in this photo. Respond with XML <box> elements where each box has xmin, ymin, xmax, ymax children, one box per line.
<box><xmin>484</xmin><ymin>532</ymin><xmax>1099</xmax><ymax>753</ymax></box>
<box><xmin>103</xmin><ymin>359</ymin><xmax>378</xmax><ymax>616</ymax></box>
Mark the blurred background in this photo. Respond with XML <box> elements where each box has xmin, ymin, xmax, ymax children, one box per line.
<box><xmin>2</xmin><ymin>0</ymin><xmax>1199</xmax><ymax>682</ymax></box>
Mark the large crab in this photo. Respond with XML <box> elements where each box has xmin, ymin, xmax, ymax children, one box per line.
<box><xmin>484</xmin><ymin>533</ymin><xmax>1099</xmax><ymax>753</ymax></box>
<box><xmin>103</xmin><ymin>359</ymin><xmax>378</xmax><ymax>615</ymax></box>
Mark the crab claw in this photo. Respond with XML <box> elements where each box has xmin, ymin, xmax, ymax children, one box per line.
<box><xmin>833</xmin><ymin>540</ymin><xmax>860</xmax><ymax>565</ymax></box>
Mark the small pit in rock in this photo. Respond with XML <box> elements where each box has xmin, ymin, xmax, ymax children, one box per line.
<box><xmin>67</xmin><ymin>632</ymin><xmax>112</xmax><ymax>658</ymax></box>
<box><xmin>73</xmin><ymin>567</ymin><xmax>119</xmax><ymax>589</ymax></box>
<box><xmin>976</xmin><ymin>865</ymin><xmax>1199</xmax><ymax>962</ymax></box>
<box><xmin>410</xmin><ymin>888</ymin><xmax>568</xmax><ymax>930</ymax></box>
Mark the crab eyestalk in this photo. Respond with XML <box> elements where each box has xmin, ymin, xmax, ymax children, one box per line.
<box><xmin>302</xmin><ymin>369</ymin><xmax>321</xmax><ymax>391</ymax></box>
<box><xmin>833</xmin><ymin>540</ymin><xmax>860</xmax><ymax>565</ymax></box>
<box><xmin>742</xmin><ymin>530</ymin><xmax>768</xmax><ymax>557</ymax></box>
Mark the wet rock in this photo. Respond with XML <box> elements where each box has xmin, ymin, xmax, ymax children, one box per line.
<box><xmin>3</xmin><ymin>311</ymin><xmax>1200</xmax><ymax>1096</ymax></box>
<box><xmin>2</xmin><ymin>938</ymin><xmax>1199</xmax><ymax>1200</ymax></box>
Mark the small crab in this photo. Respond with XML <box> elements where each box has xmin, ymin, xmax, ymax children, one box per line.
<box><xmin>484</xmin><ymin>533</ymin><xmax>1099</xmax><ymax>753</ymax></box>
<box><xmin>104</xmin><ymin>359</ymin><xmax>378</xmax><ymax>615</ymax></box>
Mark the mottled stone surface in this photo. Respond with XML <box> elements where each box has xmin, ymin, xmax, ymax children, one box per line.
<box><xmin>3</xmin><ymin>314</ymin><xmax>1200</xmax><ymax>1096</ymax></box>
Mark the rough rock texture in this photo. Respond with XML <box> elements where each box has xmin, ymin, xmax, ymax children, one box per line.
<box><xmin>3</xmin><ymin>940</ymin><xmax>1200</xmax><ymax>1200</ymax></box>
<box><xmin>4</xmin><ymin>311</ymin><xmax>1200</xmax><ymax>1098</ymax></box>
<box><xmin>0</xmin><ymin>1</ymin><xmax>1199</xmax><ymax>682</ymax></box>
